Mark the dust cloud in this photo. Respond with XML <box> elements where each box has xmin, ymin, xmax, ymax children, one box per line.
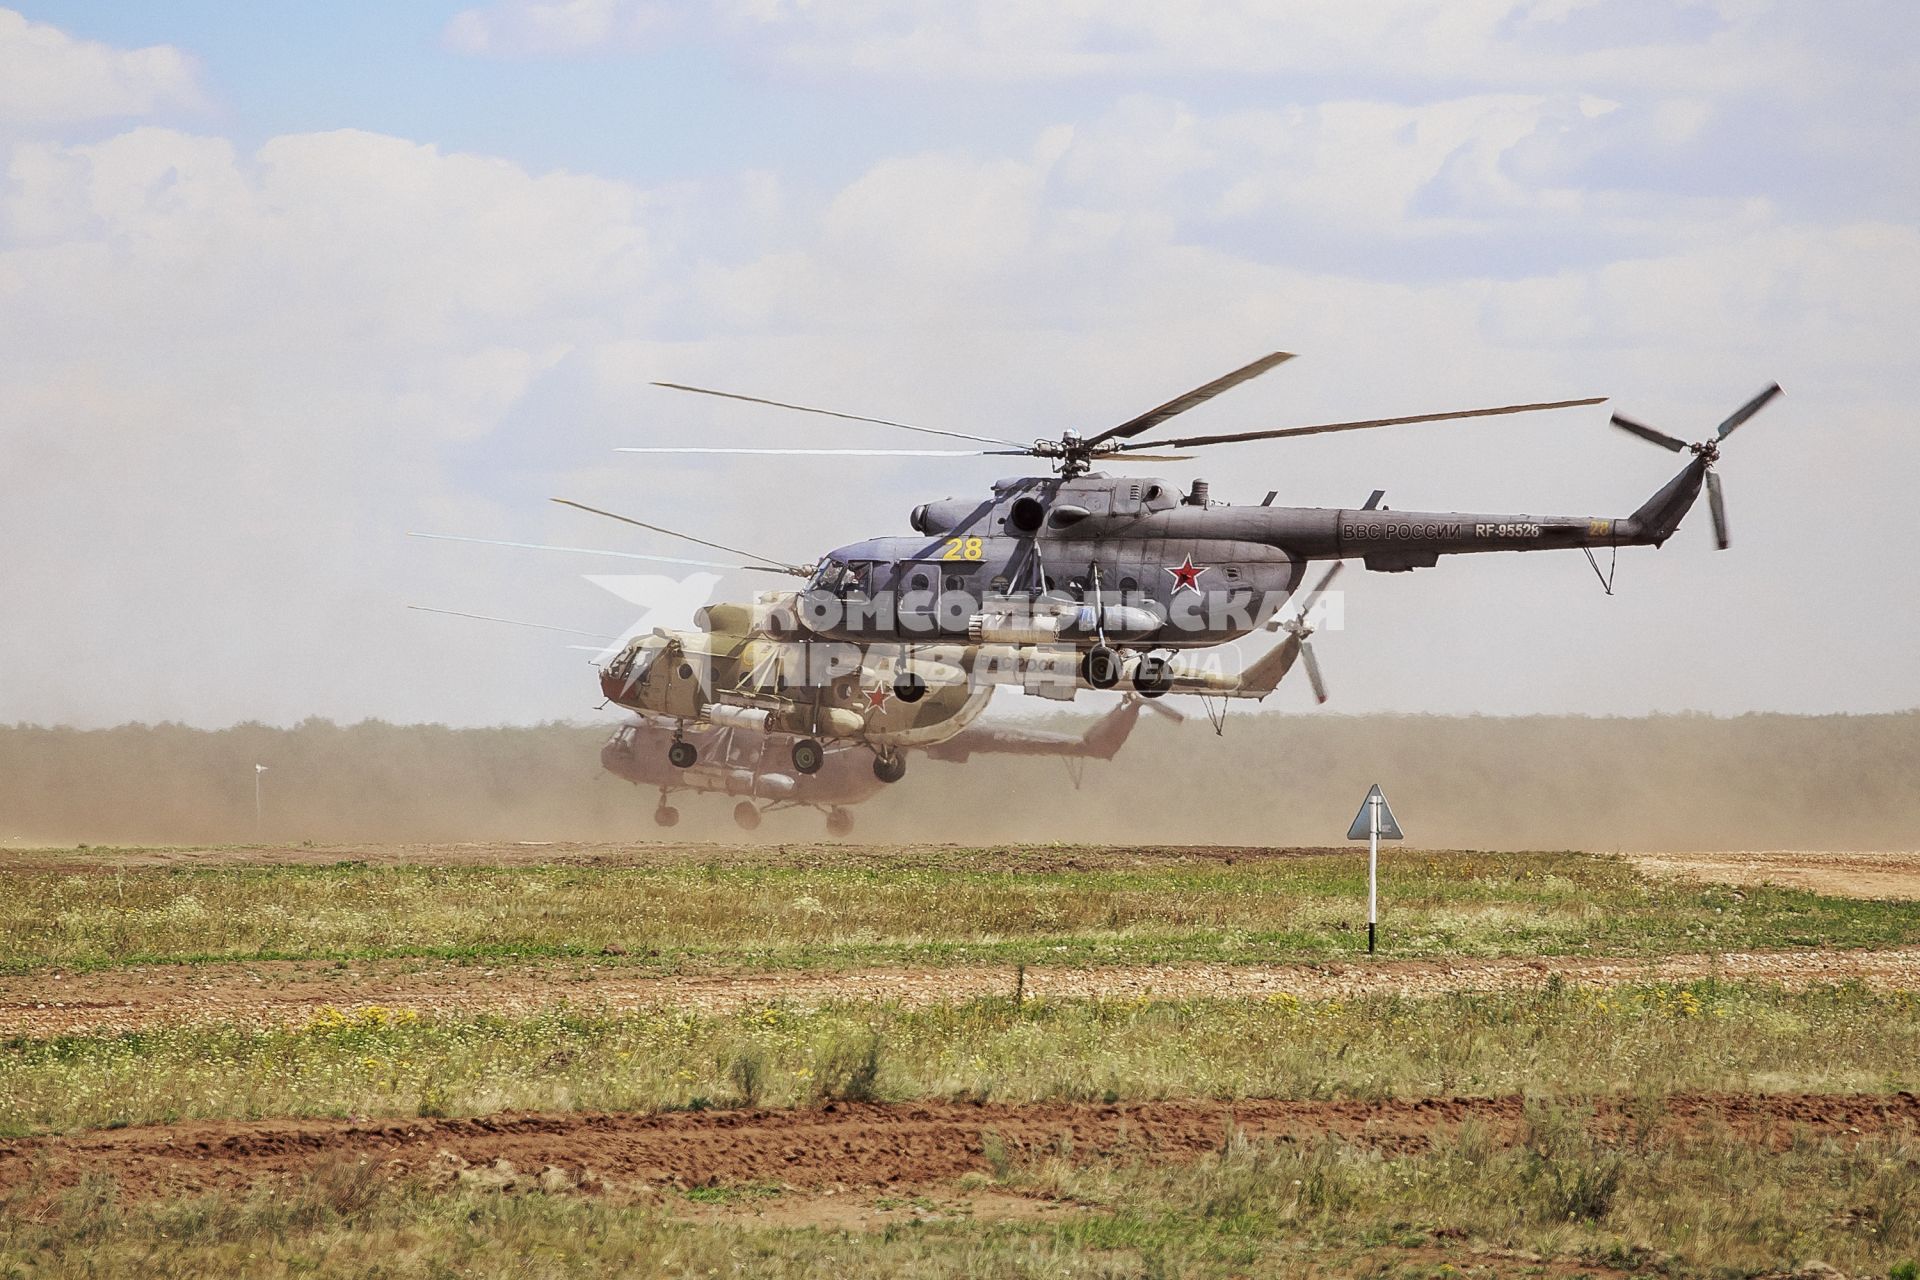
<box><xmin>2</xmin><ymin>710</ymin><xmax>1915</xmax><ymax>852</ymax></box>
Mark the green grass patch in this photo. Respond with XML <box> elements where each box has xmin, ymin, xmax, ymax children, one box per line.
<box><xmin>5</xmin><ymin>852</ymin><xmax>1916</xmax><ymax>975</ymax></box>
<box><xmin>6</xmin><ymin>981</ymin><xmax>1919</xmax><ymax>1134</ymax></box>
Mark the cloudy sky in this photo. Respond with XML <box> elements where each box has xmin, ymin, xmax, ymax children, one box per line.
<box><xmin>2</xmin><ymin>1</ymin><xmax>1915</xmax><ymax>728</ymax></box>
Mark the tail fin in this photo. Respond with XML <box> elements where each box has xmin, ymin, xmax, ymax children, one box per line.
<box><xmin>1622</xmin><ymin>455</ymin><xmax>1708</xmax><ymax>547</ymax></box>
<box><xmin>1077</xmin><ymin>697</ymin><xmax>1147</xmax><ymax>759</ymax></box>
<box><xmin>1236</xmin><ymin>634</ymin><xmax>1305</xmax><ymax>700</ymax></box>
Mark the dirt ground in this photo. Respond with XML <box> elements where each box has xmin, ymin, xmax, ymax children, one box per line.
<box><xmin>6</xmin><ymin>1092</ymin><xmax>1918</xmax><ymax>1208</ymax></box>
<box><xmin>8</xmin><ymin>944</ymin><xmax>1920</xmax><ymax>1038</ymax></box>
<box><xmin>1628</xmin><ymin>849</ymin><xmax>1920</xmax><ymax>900</ymax></box>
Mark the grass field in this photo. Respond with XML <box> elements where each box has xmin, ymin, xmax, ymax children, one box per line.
<box><xmin>5</xmin><ymin>849</ymin><xmax>1916</xmax><ymax>975</ymax></box>
<box><xmin>5</xmin><ymin>982</ymin><xmax>1920</xmax><ymax>1134</ymax></box>
<box><xmin>8</xmin><ymin>1124</ymin><xmax>1920</xmax><ymax>1279</ymax></box>
<box><xmin>5</xmin><ymin>843</ymin><xmax>1920</xmax><ymax>1278</ymax></box>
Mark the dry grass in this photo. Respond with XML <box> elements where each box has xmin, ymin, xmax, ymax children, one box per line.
<box><xmin>5</xmin><ymin>1124</ymin><xmax>1920</xmax><ymax>1278</ymax></box>
<box><xmin>6</xmin><ymin>981</ymin><xmax>1919</xmax><ymax>1133</ymax></box>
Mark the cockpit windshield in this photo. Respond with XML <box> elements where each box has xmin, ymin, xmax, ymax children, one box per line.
<box><xmin>607</xmin><ymin>636</ymin><xmax>667</xmax><ymax>685</ymax></box>
<box><xmin>810</xmin><ymin>557</ymin><xmax>873</xmax><ymax>597</ymax></box>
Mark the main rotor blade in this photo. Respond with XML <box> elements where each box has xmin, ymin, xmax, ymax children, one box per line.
<box><xmin>651</xmin><ymin>381</ymin><xmax>1027</xmax><ymax>448</ymax></box>
<box><xmin>617</xmin><ymin>446</ymin><xmax>1025</xmax><ymax>457</ymax></box>
<box><xmin>1706</xmin><ymin>468</ymin><xmax>1729</xmax><ymax>550</ymax></box>
<box><xmin>408</xmin><ymin>531</ymin><xmax>790</xmax><ymax>574</ymax></box>
<box><xmin>1086</xmin><ymin>351</ymin><xmax>1296</xmax><ymax>447</ymax></box>
<box><xmin>1116</xmin><ymin>396</ymin><xmax>1606</xmax><ymax>451</ymax></box>
<box><xmin>1611</xmin><ymin>413</ymin><xmax>1689</xmax><ymax>452</ymax></box>
<box><xmin>550</xmin><ymin>498</ymin><xmax>807</xmax><ymax>576</ymax></box>
<box><xmin>407</xmin><ymin>605</ymin><xmax>614</xmax><ymax>640</ymax></box>
<box><xmin>1716</xmin><ymin>382</ymin><xmax>1782</xmax><ymax>440</ymax></box>
<box><xmin>1300</xmin><ymin>640</ymin><xmax>1328</xmax><ymax>704</ymax></box>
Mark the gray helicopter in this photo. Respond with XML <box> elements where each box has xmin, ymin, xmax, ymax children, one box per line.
<box><xmin>580</xmin><ymin>353</ymin><xmax>1778</xmax><ymax>699</ymax></box>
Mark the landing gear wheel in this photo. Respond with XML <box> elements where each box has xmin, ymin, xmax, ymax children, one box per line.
<box><xmin>653</xmin><ymin>805</ymin><xmax>680</xmax><ymax>828</ymax></box>
<box><xmin>732</xmin><ymin>801</ymin><xmax>762</xmax><ymax>832</ymax></box>
<box><xmin>892</xmin><ymin>671</ymin><xmax>927</xmax><ymax>703</ymax></box>
<box><xmin>1131</xmin><ymin>653</ymin><xmax>1172</xmax><ymax>698</ymax></box>
<box><xmin>872</xmin><ymin>752</ymin><xmax>907</xmax><ymax>784</ymax></box>
<box><xmin>667</xmin><ymin>740</ymin><xmax>698</xmax><ymax>769</ymax></box>
<box><xmin>791</xmin><ymin>737</ymin><xmax>824</xmax><ymax>775</ymax></box>
<box><xmin>1082</xmin><ymin>645</ymin><xmax>1122</xmax><ymax>690</ymax></box>
<box><xmin>825</xmin><ymin>808</ymin><xmax>854</xmax><ymax>838</ymax></box>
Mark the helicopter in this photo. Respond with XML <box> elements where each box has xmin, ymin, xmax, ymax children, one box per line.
<box><xmin>583</xmin><ymin>354</ymin><xmax>1778</xmax><ymax>700</ymax></box>
<box><xmin>415</xmin><ymin>515</ymin><xmax>1348</xmax><ymax>779</ymax></box>
<box><xmin>603</xmin><ymin>693</ymin><xmax>1175</xmax><ymax>835</ymax></box>
<box><xmin>593</xmin><ymin>594</ymin><xmax>982</xmax><ymax>781</ymax></box>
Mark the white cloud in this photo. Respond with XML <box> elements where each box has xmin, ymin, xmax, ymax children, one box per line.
<box><xmin>440</xmin><ymin>0</ymin><xmax>1830</xmax><ymax>94</ymax></box>
<box><xmin>708</xmin><ymin>0</ymin><xmax>1778</xmax><ymax>90</ymax></box>
<box><xmin>443</xmin><ymin>0</ymin><xmax>673</xmax><ymax>56</ymax></box>
<box><xmin>0</xmin><ymin>126</ymin><xmax>678</xmax><ymax>728</ymax></box>
<box><xmin>0</xmin><ymin>8</ymin><xmax>202</xmax><ymax>126</ymax></box>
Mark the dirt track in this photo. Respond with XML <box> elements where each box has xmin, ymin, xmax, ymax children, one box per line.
<box><xmin>8</xmin><ymin>944</ymin><xmax>1920</xmax><ymax>1037</ymax></box>
<box><xmin>5</xmin><ymin>1092</ymin><xmax>1916</xmax><ymax>1206</ymax></box>
<box><xmin>1629</xmin><ymin>849</ymin><xmax>1920</xmax><ymax>900</ymax></box>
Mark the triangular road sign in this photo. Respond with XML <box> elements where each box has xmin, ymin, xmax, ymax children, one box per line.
<box><xmin>1345</xmin><ymin>783</ymin><xmax>1403</xmax><ymax>840</ymax></box>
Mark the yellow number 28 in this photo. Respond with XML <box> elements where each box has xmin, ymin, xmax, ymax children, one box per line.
<box><xmin>940</xmin><ymin>537</ymin><xmax>984</xmax><ymax>561</ymax></box>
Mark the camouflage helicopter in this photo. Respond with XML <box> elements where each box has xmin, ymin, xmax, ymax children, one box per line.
<box><xmin>603</xmin><ymin>693</ymin><xmax>1174</xmax><ymax>835</ymax></box>
<box><xmin>593</xmin><ymin>595</ymin><xmax>983</xmax><ymax>781</ymax></box>
<box><xmin>588</xmin><ymin>577</ymin><xmax>1340</xmax><ymax>780</ymax></box>
<box><xmin>585</xmin><ymin>354</ymin><xmax>1777</xmax><ymax>700</ymax></box>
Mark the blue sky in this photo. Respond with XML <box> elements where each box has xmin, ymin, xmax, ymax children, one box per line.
<box><xmin>2</xmin><ymin>2</ymin><xmax>1915</xmax><ymax>727</ymax></box>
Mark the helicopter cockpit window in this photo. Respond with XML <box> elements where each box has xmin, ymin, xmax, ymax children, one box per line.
<box><xmin>810</xmin><ymin>558</ymin><xmax>873</xmax><ymax>597</ymax></box>
<box><xmin>608</xmin><ymin>638</ymin><xmax>666</xmax><ymax>686</ymax></box>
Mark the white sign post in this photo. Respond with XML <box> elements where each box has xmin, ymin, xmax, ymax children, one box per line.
<box><xmin>1345</xmin><ymin>783</ymin><xmax>1403</xmax><ymax>953</ymax></box>
<box><xmin>254</xmin><ymin>764</ymin><xmax>268</xmax><ymax>838</ymax></box>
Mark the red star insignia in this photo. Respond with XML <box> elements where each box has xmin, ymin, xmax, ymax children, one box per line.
<box><xmin>1164</xmin><ymin>556</ymin><xmax>1207</xmax><ymax>594</ymax></box>
<box><xmin>863</xmin><ymin>684</ymin><xmax>892</xmax><ymax>711</ymax></box>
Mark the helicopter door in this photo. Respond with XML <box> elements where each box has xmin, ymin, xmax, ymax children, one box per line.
<box><xmin>935</xmin><ymin>561</ymin><xmax>984</xmax><ymax>634</ymax></box>
<box><xmin>894</xmin><ymin>561</ymin><xmax>939</xmax><ymax>633</ymax></box>
<box><xmin>894</xmin><ymin>559</ymin><xmax>982</xmax><ymax>635</ymax></box>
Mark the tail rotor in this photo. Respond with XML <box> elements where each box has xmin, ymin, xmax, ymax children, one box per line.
<box><xmin>1266</xmin><ymin>561</ymin><xmax>1344</xmax><ymax>704</ymax></box>
<box><xmin>1610</xmin><ymin>383</ymin><xmax>1780</xmax><ymax>550</ymax></box>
